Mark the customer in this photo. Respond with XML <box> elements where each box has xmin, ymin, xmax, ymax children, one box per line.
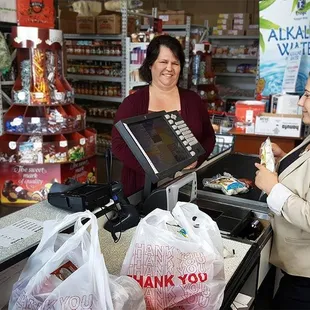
<box><xmin>255</xmin><ymin>81</ymin><xmax>310</xmax><ymax>309</ymax></box>
<box><xmin>112</xmin><ymin>35</ymin><xmax>215</xmax><ymax>197</ymax></box>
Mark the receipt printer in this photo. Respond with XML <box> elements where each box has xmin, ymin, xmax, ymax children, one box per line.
<box><xmin>48</xmin><ymin>183</ymin><xmax>111</xmax><ymax>212</ymax></box>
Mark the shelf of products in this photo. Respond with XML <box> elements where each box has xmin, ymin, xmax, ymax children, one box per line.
<box><xmin>126</xmin><ymin>40</ymin><xmax>149</xmax><ymax>94</ymax></box>
<box><xmin>215</xmin><ymin>73</ymin><xmax>256</xmax><ymax>77</ymax></box>
<box><xmin>208</xmin><ymin>35</ymin><xmax>259</xmax><ymax>40</ymax></box>
<box><xmin>64</xmin><ymin>34</ymin><xmax>122</xmax><ymax>40</ymax></box>
<box><xmin>213</xmin><ymin>56</ymin><xmax>257</xmax><ymax>60</ymax></box>
<box><xmin>67</xmin><ymin>74</ymin><xmax>122</xmax><ymax>82</ymax></box>
<box><xmin>67</xmin><ymin>59</ymin><xmax>122</xmax><ymax>82</ymax></box>
<box><xmin>207</xmin><ymin>35</ymin><xmax>259</xmax><ymax>103</ymax></box>
<box><xmin>75</xmin><ymin>94</ymin><xmax>122</xmax><ymax>103</ymax></box>
<box><xmin>86</xmin><ymin>116</ymin><xmax>114</xmax><ymax>125</ymax></box>
<box><xmin>67</xmin><ymin>55</ymin><xmax>122</xmax><ymax>62</ymax></box>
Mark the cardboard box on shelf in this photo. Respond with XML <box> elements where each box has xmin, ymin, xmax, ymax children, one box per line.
<box><xmin>233</xmin><ymin>24</ymin><xmax>246</xmax><ymax>31</ymax></box>
<box><xmin>195</xmin><ymin>14</ymin><xmax>218</xmax><ymax>27</ymax></box>
<box><xmin>158</xmin><ymin>10</ymin><xmax>187</xmax><ymax>25</ymax></box>
<box><xmin>218</xmin><ymin>13</ymin><xmax>234</xmax><ymax>19</ymax></box>
<box><xmin>174</xmin><ymin>10</ymin><xmax>187</xmax><ymax>25</ymax></box>
<box><xmin>0</xmin><ymin>2</ymin><xmax>17</xmax><ymax>23</ymax></box>
<box><xmin>224</xmin><ymin>29</ymin><xmax>245</xmax><ymax>36</ymax></box>
<box><xmin>246</xmin><ymin>29</ymin><xmax>259</xmax><ymax>36</ymax></box>
<box><xmin>213</xmin><ymin>29</ymin><xmax>224</xmax><ymax>36</ymax></box>
<box><xmin>234</xmin><ymin>18</ymin><xmax>249</xmax><ymax>26</ymax></box>
<box><xmin>233</xmin><ymin>13</ymin><xmax>251</xmax><ymax>20</ymax></box>
<box><xmin>217</xmin><ymin>18</ymin><xmax>233</xmax><ymax>25</ymax></box>
<box><xmin>217</xmin><ymin>24</ymin><xmax>230</xmax><ymax>31</ymax></box>
<box><xmin>248</xmin><ymin>24</ymin><xmax>259</xmax><ymax>29</ymax></box>
<box><xmin>128</xmin><ymin>16</ymin><xmax>136</xmax><ymax>34</ymax></box>
<box><xmin>97</xmin><ymin>14</ymin><xmax>121</xmax><ymax>34</ymax></box>
<box><xmin>76</xmin><ymin>16</ymin><xmax>96</xmax><ymax>34</ymax></box>
<box><xmin>255</xmin><ymin>114</ymin><xmax>302</xmax><ymax>137</ymax></box>
<box><xmin>59</xmin><ymin>8</ymin><xmax>77</xmax><ymax>34</ymax></box>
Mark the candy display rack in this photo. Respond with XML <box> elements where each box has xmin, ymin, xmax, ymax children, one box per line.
<box><xmin>0</xmin><ymin>26</ymin><xmax>97</xmax><ymax>206</ymax></box>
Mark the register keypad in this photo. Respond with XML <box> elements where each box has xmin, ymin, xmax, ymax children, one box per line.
<box><xmin>164</xmin><ymin>112</ymin><xmax>206</xmax><ymax>158</ymax></box>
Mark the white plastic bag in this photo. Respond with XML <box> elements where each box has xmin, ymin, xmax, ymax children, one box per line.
<box><xmin>121</xmin><ymin>202</ymin><xmax>226</xmax><ymax>310</ymax></box>
<box><xmin>9</xmin><ymin>211</ymin><xmax>113</xmax><ymax>310</ymax></box>
<box><xmin>109</xmin><ymin>275</ymin><xmax>146</xmax><ymax>310</ymax></box>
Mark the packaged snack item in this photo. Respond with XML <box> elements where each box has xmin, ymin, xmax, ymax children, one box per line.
<box><xmin>236</xmin><ymin>64</ymin><xmax>246</xmax><ymax>73</ymax></box>
<box><xmin>260</xmin><ymin>137</ymin><xmax>275</xmax><ymax>172</ymax></box>
<box><xmin>51</xmin><ymin>261</ymin><xmax>78</xmax><ymax>281</ymax></box>
<box><xmin>202</xmin><ymin>172</ymin><xmax>249</xmax><ymax>196</ymax></box>
<box><xmin>245</xmin><ymin>64</ymin><xmax>257</xmax><ymax>74</ymax></box>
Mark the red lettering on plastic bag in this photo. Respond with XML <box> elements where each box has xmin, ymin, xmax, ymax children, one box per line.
<box><xmin>125</xmin><ymin>243</ymin><xmax>214</xmax><ymax>309</ymax></box>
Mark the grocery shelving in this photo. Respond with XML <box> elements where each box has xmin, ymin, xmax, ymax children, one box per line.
<box><xmin>64</xmin><ymin>34</ymin><xmax>122</xmax><ymax>40</ymax></box>
<box><xmin>125</xmin><ymin>17</ymin><xmax>198</xmax><ymax>94</ymax></box>
<box><xmin>126</xmin><ymin>39</ymin><xmax>148</xmax><ymax>95</ymax></box>
<box><xmin>67</xmin><ymin>74</ymin><xmax>122</xmax><ymax>83</ymax></box>
<box><xmin>86</xmin><ymin>116</ymin><xmax>114</xmax><ymax>125</ymax></box>
<box><xmin>215</xmin><ymin>73</ymin><xmax>256</xmax><ymax>77</ymax></box>
<box><xmin>208</xmin><ymin>35</ymin><xmax>259</xmax><ymax>40</ymax></box>
<box><xmin>63</xmin><ymin>4</ymin><xmax>199</xmax><ymax>153</ymax></box>
<box><xmin>75</xmin><ymin>94</ymin><xmax>122</xmax><ymax>103</ymax></box>
<box><xmin>208</xmin><ymin>35</ymin><xmax>259</xmax><ymax>103</ymax></box>
<box><xmin>213</xmin><ymin>55</ymin><xmax>257</xmax><ymax>60</ymax></box>
<box><xmin>67</xmin><ymin>55</ymin><xmax>122</xmax><ymax>62</ymax></box>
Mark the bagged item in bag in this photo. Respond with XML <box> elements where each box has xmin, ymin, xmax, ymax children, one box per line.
<box><xmin>260</xmin><ymin>137</ymin><xmax>275</xmax><ymax>172</ymax></box>
<box><xmin>109</xmin><ymin>275</ymin><xmax>146</xmax><ymax>310</ymax></box>
<box><xmin>203</xmin><ymin>172</ymin><xmax>249</xmax><ymax>195</ymax></box>
<box><xmin>9</xmin><ymin>211</ymin><xmax>146</xmax><ymax>310</ymax></box>
<box><xmin>121</xmin><ymin>202</ymin><xmax>226</xmax><ymax>310</ymax></box>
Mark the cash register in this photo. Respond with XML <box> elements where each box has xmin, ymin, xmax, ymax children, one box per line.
<box><xmin>109</xmin><ymin>110</ymin><xmax>252</xmax><ymax>237</ymax></box>
<box><xmin>113</xmin><ymin>110</ymin><xmax>205</xmax><ymax>214</ymax></box>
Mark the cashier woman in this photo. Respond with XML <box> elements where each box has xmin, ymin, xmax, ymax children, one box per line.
<box><xmin>255</xmin><ymin>80</ymin><xmax>310</xmax><ymax>309</ymax></box>
<box><xmin>112</xmin><ymin>35</ymin><xmax>215</xmax><ymax>197</ymax></box>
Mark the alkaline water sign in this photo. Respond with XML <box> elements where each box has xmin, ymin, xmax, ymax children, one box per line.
<box><xmin>259</xmin><ymin>0</ymin><xmax>310</xmax><ymax>96</ymax></box>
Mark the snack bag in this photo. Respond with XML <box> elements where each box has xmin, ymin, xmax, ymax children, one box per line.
<box><xmin>260</xmin><ymin>137</ymin><xmax>275</xmax><ymax>172</ymax></box>
<box><xmin>202</xmin><ymin>172</ymin><xmax>249</xmax><ymax>196</ymax></box>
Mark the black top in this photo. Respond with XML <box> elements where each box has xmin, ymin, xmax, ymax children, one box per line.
<box><xmin>278</xmin><ymin>141</ymin><xmax>310</xmax><ymax>175</ymax></box>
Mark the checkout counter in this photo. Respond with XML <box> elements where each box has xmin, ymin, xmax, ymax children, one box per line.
<box><xmin>0</xmin><ymin>111</ymin><xmax>273</xmax><ymax>310</ymax></box>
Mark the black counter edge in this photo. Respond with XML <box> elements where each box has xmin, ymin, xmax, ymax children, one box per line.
<box><xmin>221</xmin><ymin>244</ymin><xmax>261</xmax><ymax>310</ymax></box>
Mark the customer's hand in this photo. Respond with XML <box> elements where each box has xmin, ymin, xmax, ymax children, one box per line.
<box><xmin>271</xmin><ymin>143</ymin><xmax>286</xmax><ymax>162</ymax></box>
<box><xmin>184</xmin><ymin>161</ymin><xmax>198</xmax><ymax>170</ymax></box>
<box><xmin>255</xmin><ymin>163</ymin><xmax>278</xmax><ymax>195</ymax></box>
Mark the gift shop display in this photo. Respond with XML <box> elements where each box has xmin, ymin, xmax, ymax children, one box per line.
<box><xmin>0</xmin><ymin>25</ymin><xmax>97</xmax><ymax>205</ymax></box>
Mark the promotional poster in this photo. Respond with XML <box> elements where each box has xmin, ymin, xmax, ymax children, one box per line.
<box><xmin>259</xmin><ymin>0</ymin><xmax>310</xmax><ymax>96</ymax></box>
<box><xmin>0</xmin><ymin>156</ymin><xmax>96</xmax><ymax>205</ymax></box>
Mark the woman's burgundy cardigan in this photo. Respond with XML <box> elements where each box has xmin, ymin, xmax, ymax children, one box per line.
<box><xmin>112</xmin><ymin>86</ymin><xmax>215</xmax><ymax>197</ymax></box>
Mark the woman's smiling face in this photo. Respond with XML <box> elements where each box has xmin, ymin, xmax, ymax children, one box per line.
<box><xmin>150</xmin><ymin>46</ymin><xmax>181</xmax><ymax>89</ymax></box>
<box><xmin>298</xmin><ymin>78</ymin><xmax>310</xmax><ymax>125</ymax></box>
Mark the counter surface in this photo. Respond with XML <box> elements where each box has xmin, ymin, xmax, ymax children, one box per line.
<box><xmin>0</xmin><ymin>201</ymin><xmax>69</xmax><ymax>267</ymax></box>
<box><xmin>0</xmin><ymin>200</ymin><xmax>251</xmax><ymax>286</ymax></box>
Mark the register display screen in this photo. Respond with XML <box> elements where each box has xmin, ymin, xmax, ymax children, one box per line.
<box><xmin>128</xmin><ymin>117</ymin><xmax>189</xmax><ymax>173</ymax></box>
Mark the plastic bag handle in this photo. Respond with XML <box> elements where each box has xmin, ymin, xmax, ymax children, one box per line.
<box><xmin>35</xmin><ymin>211</ymin><xmax>96</xmax><ymax>254</ymax></box>
<box><xmin>28</xmin><ymin>211</ymin><xmax>100</xmax><ymax>288</ymax></box>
